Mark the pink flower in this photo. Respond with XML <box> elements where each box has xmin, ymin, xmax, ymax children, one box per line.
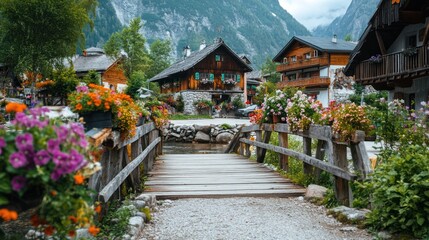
<box><xmin>35</xmin><ymin>150</ymin><xmax>50</xmax><ymax>166</ymax></box>
<box><xmin>9</xmin><ymin>152</ymin><xmax>29</xmax><ymax>168</ymax></box>
<box><xmin>11</xmin><ymin>176</ymin><xmax>27</xmax><ymax>192</ymax></box>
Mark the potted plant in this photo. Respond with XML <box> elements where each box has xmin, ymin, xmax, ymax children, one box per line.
<box><xmin>262</xmin><ymin>90</ymin><xmax>289</xmax><ymax>123</ymax></box>
<box><xmin>193</xmin><ymin>99</ymin><xmax>213</xmax><ymax>115</ymax></box>
<box><xmin>0</xmin><ymin>105</ymin><xmax>101</xmax><ymax>238</ymax></box>
<box><xmin>286</xmin><ymin>91</ymin><xmax>323</xmax><ymax>132</ymax></box>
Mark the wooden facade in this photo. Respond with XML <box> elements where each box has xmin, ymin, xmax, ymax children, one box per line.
<box><xmin>101</xmin><ymin>63</ymin><xmax>127</xmax><ymax>89</ymax></box>
<box><xmin>345</xmin><ymin>0</ymin><xmax>429</xmax><ymax>108</ymax></box>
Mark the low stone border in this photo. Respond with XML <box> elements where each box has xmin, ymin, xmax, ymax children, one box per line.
<box><xmin>163</xmin><ymin>124</ymin><xmax>240</xmax><ymax>143</ymax></box>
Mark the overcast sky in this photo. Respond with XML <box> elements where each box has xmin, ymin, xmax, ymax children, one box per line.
<box><xmin>278</xmin><ymin>0</ymin><xmax>352</xmax><ymax>31</ymax></box>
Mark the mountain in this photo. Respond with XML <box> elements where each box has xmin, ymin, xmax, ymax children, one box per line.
<box><xmin>312</xmin><ymin>0</ymin><xmax>379</xmax><ymax>41</ymax></box>
<box><xmin>84</xmin><ymin>0</ymin><xmax>311</xmax><ymax>67</ymax></box>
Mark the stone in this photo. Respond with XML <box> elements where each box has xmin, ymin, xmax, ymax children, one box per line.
<box><xmin>297</xmin><ymin>196</ymin><xmax>304</xmax><ymax>201</ymax></box>
<box><xmin>195</xmin><ymin>131</ymin><xmax>211</xmax><ymax>143</ymax></box>
<box><xmin>330</xmin><ymin>206</ymin><xmax>370</xmax><ymax>221</ymax></box>
<box><xmin>305</xmin><ymin>184</ymin><xmax>328</xmax><ymax>199</ymax></box>
<box><xmin>122</xmin><ymin>234</ymin><xmax>132</xmax><ymax>240</ymax></box>
<box><xmin>194</xmin><ymin>125</ymin><xmax>211</xmax><ymax>134</ymax></box>
<box><xmin>170</xmin><ymin>133</ymin><xmax>180</xmax><ymax>138</ymax></box>
<box><xmin>377</xmin><ymin>231</ymin><xmax>393</xmax><ymax>240</ymax></box>
<box><xmin>129</xmin><ymin>216</ymin><xmax>144</xmax><ymax>228</ymax></box>
<box><xmin>216</xmin><ymin>132</ymin><xmax>234</xmax><ymax>143</ymax></box>
<box><xmin>136</xmin><ymin>194</ymin><xmax>156</xmax><ymax>206</ymax></box>
<box><xmin>130</xmin><ymin>200</ymin><xmax>147</xmax><ymax>209</ymax></box>
<box><xmin>76</xmin><ymin>229</ymin><xmax>94</xmax><ymax>239</ymax></box>
<box><xmin>339</xmin><ymin>227</ymin><xmax>358</xmax><ymax>232</ymax></box>
<box><xmin>128</xmin><ymin>225</ymin><xmax>140</xmax><ymax>236</ymax></box>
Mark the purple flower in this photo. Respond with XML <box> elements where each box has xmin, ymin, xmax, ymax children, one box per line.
<box><xmin>15</xmin><ymin>133</ymin><xmax>34</xmax><ymax>151</ymax></box>
<box><xmin>68</xmin><ymin>149</ymin><xmax>87</xmax><ymax>172</ymax></box>
<box><xmin>9</xmin><ymin>152</ymin><xmax>29</xmax><ymax>168</ymax></box>
<box><xmin>11</xmin><ymin>176</ymin><xmax>27</xmax><ymax>191</ymax></box>
<box><xmin>50</xmin><ymin>170</ymin><xmax>62</xmax><ymax>181</ymax></box>
<box><xmin>52</xmin><ymin>151</ymin><xmax>69</xmax><ymax>166</ymax></box>
<box><xmin>35</xmin><ymin>150</ymin><xmax>51</xmax><ymax>166</ymax></box>
<box><xmin>0</xmin><ymin>137</ymin><xmax>5</xmax><ymax>155</ymax></box>
<box><xmin>55</xmin><ymin>126</ymin><xmax>69</xmax><ymax>141</ymax></box>
<box><xmin>47</xmin><ymin>139</ymin><xmax>60</xmax><ymax>154</ymax></box>
<box><xmin>76</xmin><ymin>85</ymin><xmax>89</xmax><ymax>93</ymax></box>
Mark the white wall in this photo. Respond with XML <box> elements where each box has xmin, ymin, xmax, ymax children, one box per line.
<box><xmin>388</xmin><ymin>21</ymin><xmax>426</xmax><ymax>53</ymax></box>
<box><xmin>320</xmin><ymin>67</ymin><xmax>329</xmax><ymax>77</ymax></box>
<box><xmin>317</xmin><ymin>89</ymin><xmax>329</xmax><ymax>107</ymax></box>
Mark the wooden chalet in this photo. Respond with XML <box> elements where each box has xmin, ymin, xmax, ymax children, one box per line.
<box><xmin>240</xmin><ymin>54</ymin><xmax>262</xmax><ymax>104</ymax></box>
<box><xmin>345</xmin><ymin>0</ymin><xmax>429</xmax><ymax>109</ymax></box>
<box><xmin>72</xmin><ymin>47</ymin><xmax>126</xmax><ymax>91</ymax></box>
<box><xmin>273</xmin><ymin>36</ymin><xmax>356</xmax><ymax>106</ymax></box>
<box><xmin>149</xmin><ymin>39</ymin><xmax>252</xmax><ymax>109</ymax></box>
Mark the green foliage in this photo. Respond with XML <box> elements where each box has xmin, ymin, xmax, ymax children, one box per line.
<box><xmin>170</xmin><ymin>114</ymin><xmax>211</xmax><ymax>120</ymax></box>
<box><xmin>193</xmin><ymin>99</ymin><xmax>213</xmax><ymax>110</ymax></box>
<box><xmin>321</xmin><ymin>189</ymin><xmax>339</xmax><ymax>208</ymax></box>
<box><xmin>175</xmin><ymin>94</ymin><xmax>184</xmax><ymax>112</ymax></box>
<box><xmin>220</xmin><ymin>123</ymin><xmax>233</xmax><ymax>130</ymax></box>
<box><xmin>344</xmin><ymin>34</ymin><xmax>352</xmax><ymax>42</ymax></box>
<box><xmin>82</xmin><ymin>70</ymin><xmax>101</xmax><ymax>85</ymax></box>
<box><xmin>49</xmin><ymin>67</ymin><xmax>79</xmax><ymax>99</ymax></box>
<box><xmin>232</xmin><ymin>95</ymin><xmax>245</xmax><ymax>109</ymax></box>
<box><xmin>0</xmin><ymin>0</ymin><xmax>97</xmax><ymax>78</ymax></box>
<box><xmin>348</xmin><ymin>89</ymin><xmax>388</xmax><ymax>108</ymax></box>
<box><xmin>253</xmin><ymin>81</ymin><xmax>277</xmax><ymax>106</ymax></box>
<box><xmin>261</xmin><ymin>56</ymin><xmax>281</xmax><ymax>83</ymax></box>
<box><xmin>142</xmin><ymin>207</ymin><xmax>152</xmax><ymax>223</ymax></box>
<box><xmin>104</xmin><ymin>18</ymin><xmax>151</xmax><ymax>79</ymax></box>
<box><xmin>147</xmin><ymin>39</ymin><xmax>172</xmax><ymax>79</ymax></box>
<box><xmin>100</xmin><ymin>203</ymin><xmax>132</xmax><ymax>238</ymax></box>
<box><xmin>126</xmin><ymin>71</ymin><xmax>146</xmax><ymax>99</ymax></box>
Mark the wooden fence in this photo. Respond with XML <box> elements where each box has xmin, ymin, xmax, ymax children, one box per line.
<box><xmin>86</xmin><ymin>122</ymin><xmax>162</xmax><ymax>204</ymax></box>
<box><xmin>227</xmin><ymin>123</ymin><xmax>372</xmax><ymax>206</ymax></box>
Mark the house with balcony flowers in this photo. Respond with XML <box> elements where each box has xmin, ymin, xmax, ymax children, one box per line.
<box><xmin>149</xmin><ymin>38</ymin><xmax>252</xmax><ymax>115</ymax></box>
<box><xmin>273</xmin><ymin>36</ymin><xmax>356</xmax><ymax>106</ymax></box>
<box><xmin>344</xmin><ymin>0</ymin><xmax>429</xmax><ymax>110</ymax></box>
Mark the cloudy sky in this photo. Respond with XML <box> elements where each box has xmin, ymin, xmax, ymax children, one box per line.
<box><xmin>278</xmin><ymin>0</ymin><xmax>352</xmax><ymax>31</ymax></box>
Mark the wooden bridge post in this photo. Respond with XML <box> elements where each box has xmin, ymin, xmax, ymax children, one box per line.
<box><xmin>314</xmin><ymin>140</ymin><xmax>326</xmax><ymax>180</ymax></box>
<box><xmin>303</xmin><ymin>137</ymin><xmax>314</xmax><ymax>175</ymax></box>
<box><xmin>255</xmin><ymin>129</ymin><xmax>262</xmax><ymax>160</ymax></box>
<box><xmin>278</xmin><ymin>132</ymin><xmax>288</xmax><ymax>171</ymax></box>
<box><xmin>332</xmin><ymin>143</ymin><xmax>351</xmax><ymax>206</ymax></box>
<box><xmin>257</xmin><ymin>130</ymin><xmax>272</xmax><ymax>163</ymax></box>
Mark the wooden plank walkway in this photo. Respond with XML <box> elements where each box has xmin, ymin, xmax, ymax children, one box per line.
<box><xmin>145</xmin><ymin>154</ymin><xmax>306</xmax><ymax>199</ymax></box>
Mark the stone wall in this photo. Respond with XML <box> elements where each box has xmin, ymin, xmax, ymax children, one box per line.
<box><xmin>179</xmin><ymin>91</ymin><xmax>212</xmax><ymax>115</ymax></box>
<box><xmin>164</xmin><ymin>123</ymin><xmax>240</xmax><ymax>144</ymax></box>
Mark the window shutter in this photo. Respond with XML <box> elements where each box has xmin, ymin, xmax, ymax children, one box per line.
<box><xmin>221</xmin><ymin>73</ymin><xmax>225</xmax><ymax>82</ymax></box>
<box><xmin>215</xmin><ymin>55</ymin><xmax>221</xmax><ymax>61</ymax></box>
<box><xmin>210</xmin><ymin>73</ymin><xmax>214</xmax><ymax>81</ymax></box>
<box><xmin>195</xmin><ymin>72</ymin><xmax>200</xmax><ymax>80</ymax></box>
<box><xmin>236</xmin><ymin>74</ymin><xmax>241</xmax><ymax>82</ymax></box>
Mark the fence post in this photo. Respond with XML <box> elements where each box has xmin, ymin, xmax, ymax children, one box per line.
<box><xmin>278</xmin><ymin>132</ymin><xmax>289</xmax><ymax>171</ymax></box>
<box><xmin>303</xmin><ymin>137</ymin><xmax>313</xmax><ymax>175</ymax></box>
<box><xmin>257</xmin><ymin>130</ymin><xmax>272</xmax><ymax>163</ymax></box>
<box><xmin>332</xmin><ymin>143</ymin><xmax>351</xmax><ymax>206</ymax></box>
<box><xmin>255</xmin><ymin>129</ymin><xmax>262</xmax><ymax>160</ymax></box>
<box><xmin>314</xmin><ymin>140</ymin><xmax>326</xmax><ymax>180</ymax></box>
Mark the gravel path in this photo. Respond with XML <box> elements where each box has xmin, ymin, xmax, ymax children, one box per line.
<box><xmin>138</xmin><ymin>197</ymin><xmax>372</xmax><ymax>240</ymax></box>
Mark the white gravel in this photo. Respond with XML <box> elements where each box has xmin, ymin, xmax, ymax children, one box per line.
<box><xmin>138</xmin><ymin>198</ymin><xmax>372</xmax><ymax>240</ymax></box>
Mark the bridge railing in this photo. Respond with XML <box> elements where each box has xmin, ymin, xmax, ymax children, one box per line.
<box><xmin>227</xmin><ymin>123</ymin><xmax>372</xmax><ymax>206</ymax></box>
<box><xmin>86</xmin><ymin>122</ymin><xmax>162</xmax><ymax>204</ymax></box>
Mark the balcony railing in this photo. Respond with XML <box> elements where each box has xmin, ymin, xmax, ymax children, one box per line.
<box><xmin>276</xmin><ymin>57</ymin><xmax>329</xmax><ymax>72</ymax></box>
<box><xmin>277</xmin><ymin>76</ymin><xmax>331</xmax><ymax>89</ymax></box>
<box><xmin>355</xmin><ymin>44</ymin><xmax>429</xmax><ymax>84</ymax></box>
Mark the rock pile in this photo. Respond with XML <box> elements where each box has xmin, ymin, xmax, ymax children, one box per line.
<box><xmin>164</xmin><ymin>124</ymin><xmax>240</xmax><ymax>144</ymax></box>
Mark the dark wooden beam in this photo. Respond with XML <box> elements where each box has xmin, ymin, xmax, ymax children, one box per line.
<box><xmin>399</xmin><ymin>10</ymin><xmax>425</xmax><ymax>24</ymax></box>
<box><xmin>375</xmin><ymin>30</ymin><xmax>387</xmax><ymax>55</ymax></box>
<box><xmin>423</xmin><ymin>23</ymin><xmax>429</xmax><ymax>45</ymax></box>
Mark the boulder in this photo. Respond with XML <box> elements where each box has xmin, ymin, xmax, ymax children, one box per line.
<box><xmin>194</xmin><ymin>125</ymin><xmax>211</xmax><ymax>134</ymax></box>
<box><xmin>195</xmin><ymin>131</ymin><xmax>211</xmax><ymax>143</ymax></box>
<box><xmin>305</xmin><ymin>184</ymin><xmax>328</xmax><ymax>199</ymax></box>
<box><xmin>330</xmin><ymin>206</ymin><xmax>370</xmax><ymax>221</ymax></box>
<box><xmin>216</xmin><ymin>132</ymin><xmax>234</xmax><ymax>143</ymax></box>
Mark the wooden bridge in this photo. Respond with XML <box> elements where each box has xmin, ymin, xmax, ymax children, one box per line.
<box><xmin>87</xmin><ymin>122</ymin><xmax>371</xmax><ymax>208</ymax></box>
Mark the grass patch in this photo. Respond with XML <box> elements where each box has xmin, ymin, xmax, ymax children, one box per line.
<box><xmin>170</xmin><ymin>114</ymin><xmax>212</xmax><ymax>120</ymax></box>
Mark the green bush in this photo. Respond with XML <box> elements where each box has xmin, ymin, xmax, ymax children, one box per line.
<box><xmin>82</xmin><ymin>70</ymin><xmax>101</xmax><ymax>85</ymax></box>
<box><xmin>232</xmin><ymin>95</ymin><xmax>245</xmax><ymax>109</ymax></box>
<box><xmin>99</xmin><ymin>203</ymin><xmax>132</xmax><ymax>238</ymax></box>
<box><xmin>176</xmin><ymin>94</ymin><xmax>184</xmax><ymax>112</ymax></box>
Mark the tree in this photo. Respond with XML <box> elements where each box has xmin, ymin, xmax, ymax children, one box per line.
<box><xmin>253</xmin><ymin>82</ymin><xmax>277</xmax><ymax>105</ymax></box>
<box><xmin>344</xmin><ymin>34</ymin><xmax>352</xmax><ymax>42</ymax></box>
<box><xmin>104</xmin><ymin>18</ymin><xmax>151</xmax><ymax>79</ymax></box>
<box><xmin>0</xmin><ymin>0</ymin><xmax>97</xmax><ymax>93</ymax></box>
<box><xmin>261</xmin><ymin>57</ymin><xmax>281</xmax><ymax>83</ymax></box>
<box><xmin>147</xmin><ymin>40</ymin><xmax>172</xmax><ymax>79</ymax></box>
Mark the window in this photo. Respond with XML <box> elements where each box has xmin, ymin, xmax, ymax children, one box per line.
<box><xmin>283</xmin><ymin>57</ymin><xmax>288</xmax><ymax>63</ymax></box>
<box><xmin>222</xmin><ymin>73</ymin><xmax>236</xmax><ymax>82</ymax></box>
<box><xmin>215</xmin><ymin>54</ymin><xmax>223</xmax><ymax>62</ymax></box>
<box><xmin>313</xmin><ymin>50</ymin><xmax>319</xmax><ymax>57</ymax></box>
<box><xmin>305</xmin><ymin>52</ymin><xmax>311</xmax><ymax>59</ymax></box>
<box><xmin>407</xmin><ymin>35</ymin><xmax>417</xmax><ymax>48</ymax></box>
<box><xmin>302</xmin><ymin>72</ymin><xmax>311</xmax><ymax>78</ymax></box>
<box><xmin>287</xmin><ymin>74</ymin><xmax>296</xmax><ymax>81</ymax></box>
<box><xmin>195</xmin><ymin>72</ymin><xmax>200</xmax><ymax>80</ymax></box>
<box><xmin>291</xmin><ymin>56</ymin><xmax>297</xmax><ymax>62</ymax></box>
<box><xmin>199</xmin><ymin>72</ymin><xmax>212</xmax><ymax>81</ymax></box>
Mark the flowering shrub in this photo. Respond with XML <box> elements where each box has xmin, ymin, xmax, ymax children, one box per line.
<box><xmin>146</xmin><ymin>100</ymin><xmax>170</xmax><ymax>129</ymax></box>
<box><xmin>0</xmin><ymin>105</ymin><xmax>101</xmax><ymax>238</ymax></box>
<box><xmin>224</xmin><ymin>78</ymin><xmax>236</xmax><ymax>85</ymax></box>
<box><xmin>68</xmin><ymin>84</ymin><xmax>142</xmax><ymax>138</ymax></box>
<box><xmin>200</xmin><ymin>78</ymin><xmax>213</xmax><ymax>85</ymax></box>
<box><xmin>368</xmin><ymin>54</ymin><xmax>382</xmax><ymax>63</ymax></box>
<box><xmin>286</xmin><ymin>91</ymin><xmax>323</xmax><ymax>131</ymax></box>
<box><xmin>262</xmin><ymin>90</ymin><xmax>289</xmax><ymax>123</ymax></box>
<box><xmin>193</xmin><ymin>99</ymin><xmax>213</xmax><ymax>110</ymax></box>
<box><xmin>35</xmin><ymin>80</ymin><xmax>55</xmax><ymax>89</ymax></box>
<box><xmin>330</xmin><ymin>103</ymin><xmax>373</xmax><ymax>142</ymax></box>
<box><xmin>249</xmin><ymin>108</ymin><xmax>263</xmax><ymax>124</ymax></box>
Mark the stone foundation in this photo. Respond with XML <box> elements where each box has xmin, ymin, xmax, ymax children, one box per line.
<box><xmin>164</xmin><ymin>123</ymin><xmax>240</xmax><ymax>143</ymax></box>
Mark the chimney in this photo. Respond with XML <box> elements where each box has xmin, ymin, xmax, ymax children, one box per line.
<box><xmin>183</xmin><ymin>45</ymin><xmax>191</xmax><ymax>59</ymax></box>
<box><xmin>199</xmin><ymin>40</ymin><xmax>206</xmax><ymax>50</ymax></box>
<box><xmin>332</xmin><ymin>34</ymin><xmax>337</xmax><ymax>44</ymax></box>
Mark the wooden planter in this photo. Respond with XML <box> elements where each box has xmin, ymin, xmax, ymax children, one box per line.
<box><xmin>80</xmin><ymin>110</ymin><xmax>112</xmax><ymax>130</ymax></box>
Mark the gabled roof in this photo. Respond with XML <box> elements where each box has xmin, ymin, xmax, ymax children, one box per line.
<box><xmin>246</xmin><ymin>70</ymin><xmax>262</xmax><ymax>80</ymax></box>
<box><xmin>72</xmin><ymin>47</ymin><xmax>118</xmax><ymax>73</ymax></box>
<box><xmin>273</xmin><ymin>36</ymin><xmax>357</xmax><ymax>62</ymax></box>
<box><xmin>149</xmin><ymin>40</ymin><xmax>252</xmax><ymax>82</ymax></box>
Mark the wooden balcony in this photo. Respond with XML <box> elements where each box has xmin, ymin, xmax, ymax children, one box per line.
<box><xmin>276</xmin><ymin>57</ymin><xmax>329</xmax><ymax>72</ymax></box>
<box><xmin>355</xmin><ymin>44</ymin><xmax>429</xmax><ymax>85</ymax></box>
<box><xmin>277</xmin><ymin>76</ymin><xmax>331</xmax><ymax>89</ymax></box>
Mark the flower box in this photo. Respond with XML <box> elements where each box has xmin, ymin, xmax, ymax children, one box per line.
<box><xmin>80</xmin><ymin>110</ymin><xmax>112</xmax><ymax>130</ymax></box>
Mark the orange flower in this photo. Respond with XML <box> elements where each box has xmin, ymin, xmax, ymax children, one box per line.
<box><xmin>94</xmin><ymin>205</ymin><xmax>102</xmax><ymax>214</ymax></box>
<box><xmin>50</xmin><ymin>190</ymin><xmax>57</xmax><ymax>197</ymax></box>
<box><xmin>44</xmin><ymin>225</ymin><xmax>55</xmax><ymax>236</ymax></box>
<box><xmin>88</xmin><ymin>225</ymin><xmax>100</xmax><ymax>236</ymax></box>
<box><xmin>87</xmin><ymin>101</ymin><xmax>93</xmax><ymax>106</ymax></box>
<box><xmin>76</xmin><ymin>103</ymin><xmax>83</xmax><ymax>111</ymax></box>
<box><xmin>0</xmin><ymin>208</ymin><xmax>18</xmax><ymax>221</ymax></box>
<box><xmin>74</xmin><ymin>174</ymin><xmax>85</xmax><ymax>185</ymax></box>
<box><xmin>30</xmin><ymin>214</ymin><xmax>44</xmax><ymax>226</ymax></box>
<box><xmin>5</xmin><ymin>102</ymin><xmax>27</xmax><ymax>113</ymax></box>
<box><xmin>68</xmin><ymin>216</ymin><xmax>78</xmax><ymax>224</ymax></box>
